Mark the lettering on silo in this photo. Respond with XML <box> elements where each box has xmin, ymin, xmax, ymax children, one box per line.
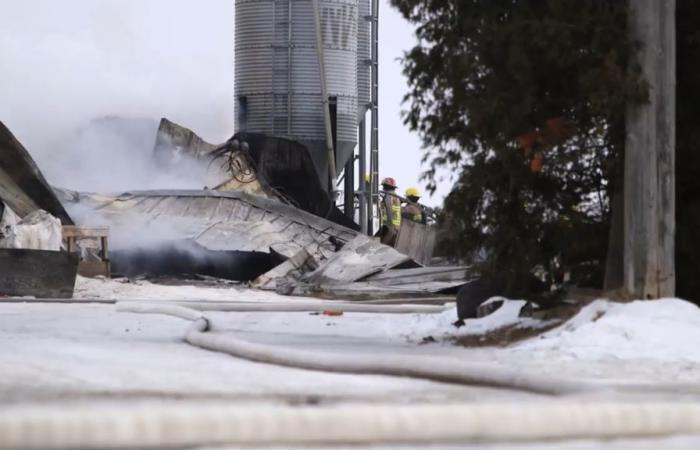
<box><xmin>323</xmin><ymin>4</ymin><xmax>357</xmax><ymax>49</ymax></box>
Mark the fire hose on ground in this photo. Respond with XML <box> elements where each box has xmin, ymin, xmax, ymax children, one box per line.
<box><xmin>3</xmin><ymin>300</ymin><xmax>700</xmax><ymax>449</ymax></box>
<box><xmin>114</xmin><ymin>301</ymin><xmax>700</xmax><ymax>397</ymax></box>
<box><xmin>115</xmin><ymin>301</ymin><xmax>589</xmax><ymax>396</ymax></box>
<box><xmin>3</xmin><ymin>401</ymin><xmax>700</xmax><ymax>449</ymax></box>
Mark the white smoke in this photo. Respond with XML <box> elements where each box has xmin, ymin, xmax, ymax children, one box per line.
<box><xmin>39</xmin><ymin>116</ymin><xmax>223</xmax><ymax>193</ymax></box>
<box><xmin>0</xmin><ymin>0</ymin><xmax>234</xmax><ymax>192</ymax></box>
<box><xmin>66</xmin><ymin>203</ymin><xmax>195</xmax><ymax>250</ymax></box>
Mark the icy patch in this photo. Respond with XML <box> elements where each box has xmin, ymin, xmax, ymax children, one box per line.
<box><xmin>519</xmin><ymin>298</ymin><xmax>700</xmax><ymax>363</ymax></box>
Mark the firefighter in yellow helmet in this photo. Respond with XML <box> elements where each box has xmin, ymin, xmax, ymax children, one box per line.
<box><xmin>402</xmin><ymin>187</ymin><xmax>426</xmax><ymax>224</ymax></box>
<box><xmin>377</xmin><ymin>177</ymin><xmax>401</xmax><ymax>246</ymax></box>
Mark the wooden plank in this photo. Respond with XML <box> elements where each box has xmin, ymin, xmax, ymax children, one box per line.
<box><xmin>78</xmin><ymin>261</ymin><xmax>110</xmax><ymax>278</ymax></box>
<box><xmin>62</xmin><ymin>226</ymin><xmax>109</xmax><ymax>238</ymax></box>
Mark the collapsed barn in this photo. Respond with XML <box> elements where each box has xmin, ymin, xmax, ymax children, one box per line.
<box><xmin>0</xmin><ymin>119</ymin><xmax>469</xmax><ymax>300</ymax></box>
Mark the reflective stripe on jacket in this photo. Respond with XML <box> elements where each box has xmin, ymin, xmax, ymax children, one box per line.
<box><xmin>381</xmin><ymin>193</ymin><xmax>402</xmax><ymax>228</ymax></box>
<box><xmin>402</xmin><ymin>202</ymin><xmax>423</xmax><ymax>223</ymax></box>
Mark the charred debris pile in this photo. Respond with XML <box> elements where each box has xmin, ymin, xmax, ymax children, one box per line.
<box><xmin>0</xmin><ymin>118</ymin><xmax>470</xmax><ymax>300</ymax></box>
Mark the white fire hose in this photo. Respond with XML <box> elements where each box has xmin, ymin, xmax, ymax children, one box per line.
<box><xmin>3</xmin><ymin>300</ymin><xmax>700</xmax><ymax>449</ymax></box>
<box><xmin>3</xmin><ymin>401</ymin><xmax>700</xmax><ymax>449</ymax></box>
<box><xmin>130</xmin><ymin>300</ymin><xmax>451</xmax><ymax>314</ymax></box>
<box><xmin>116</xmin><ymin>301</ymin><xmax>588</xmax><ymax>395</ymax></box>
<box><xmin>115</xmin><ymin>302</ymin><xmax>700</xmax><ymax>397</ymax></box>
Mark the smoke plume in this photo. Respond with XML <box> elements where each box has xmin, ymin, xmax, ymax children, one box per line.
<box><xmin>41</xmin><ymin>116</ymin><xmax>222</xmax><ymax>193</ymax></box>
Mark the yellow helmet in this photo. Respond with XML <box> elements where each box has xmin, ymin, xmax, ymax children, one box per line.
<box><xmin>405</xmin><ymin>187</ymin><xmax>420</xmax><ymax>198</ymax></box>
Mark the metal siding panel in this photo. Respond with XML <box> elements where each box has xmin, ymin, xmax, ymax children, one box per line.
<box><xmin>186</xmin><ymin>197</ymin><xmax>223</xmax><ymax>221</ymax></box>
<box><xmin>227</xmin><ymin>201</ymin><xmax>248</xmax><ymax>221</ymax></box>
<box><xmin>161</xmin><ymin>197</ymin><xmax>193</xmax><ymax>217</ymax></box>
<box><xmin>210</xmin><ymin>197</ymin><xmax>229</xmax><ymax>221</ymax></box>
<box><xmin>246</xmin><ymin>207</ymin><xmax>266</xmax><ymax>222</ymax></box>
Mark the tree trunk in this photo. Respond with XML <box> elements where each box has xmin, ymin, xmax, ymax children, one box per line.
<box><xmin>604</xmin><ymin>188</ymin><xmax>624</xmax><ymax>292</ymax></box>
<box><xmin>624</xmin><ymin>0</ymin><xmax>676</xmax><ymax>299</ymax></box>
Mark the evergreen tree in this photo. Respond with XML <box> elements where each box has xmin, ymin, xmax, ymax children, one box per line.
<box><xmin>391</xmin><ymin>0</ymin><xmax>647</xmax><ymax>293</ymax></box>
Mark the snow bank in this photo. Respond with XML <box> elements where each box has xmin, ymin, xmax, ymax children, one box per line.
<box><xmin>519</xmin><ymin>299</ymin><xmax>700</xmax><ymax>363</ymax></box>
<box><xmin>405</xmin><ymin>298</ymin><xmax>541</xmax><ymax>340</ymax></box>
<box><xmin>403</xmin><ymin>297</ymin><xmax>700</xmax><ymax>369</ymax></box>
<box><xmin>0</xmin><ymin>209</ymin><xmax>62</xmax><ymax>251</ymax></box>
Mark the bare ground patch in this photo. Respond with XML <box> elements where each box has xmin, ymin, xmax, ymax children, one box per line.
<box><xmin>451</xmin><ymin>300</ymin><xmax>592</xmax><ymax>348</ymax></box>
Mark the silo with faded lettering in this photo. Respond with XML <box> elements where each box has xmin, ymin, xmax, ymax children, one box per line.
<box><xmin>235</xmin><ymin>0</ymin><xmax>367</xmax><ymax>189</ymax></box>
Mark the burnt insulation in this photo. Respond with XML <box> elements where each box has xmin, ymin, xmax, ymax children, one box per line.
<box><xmin>213</xmin><ymin>133</ymin><xmax>360</xmax><ymax>231</ymax></box>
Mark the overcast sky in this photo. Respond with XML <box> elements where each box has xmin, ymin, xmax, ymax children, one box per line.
<box><xmin>0</xmin><ymin>0</ymin><xmax>452</xmax><ymax>206</ymax></box>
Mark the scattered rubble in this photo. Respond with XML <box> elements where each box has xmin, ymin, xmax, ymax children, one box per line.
<box><xmin>1</xmin><ymin>118</ymin><xmax>471</xmax><ymax>302</ymax></box>
<box><xmin>155</xmin><ymin>120</ymin><xmax>359</xmax><ymax>230</ymax></box>
<box><xmin>58</xmin><ymin>188</ymin><xmax>466</xmax><ymax>295</ymax></box>
<box><xmin>0</xmin><ymin>121</ymin><xmax>78</xmax><ymax>298</ymax></box>
<box><xmin>211</xmin><ymin>132</ymin><xmax>360</xmax><ymax>230</ymax></box>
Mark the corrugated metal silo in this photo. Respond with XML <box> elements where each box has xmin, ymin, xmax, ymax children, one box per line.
<box><xmin>235</xmin><ymin>0</ymin><xmax>361</xmax><ymax>188</ymax></box>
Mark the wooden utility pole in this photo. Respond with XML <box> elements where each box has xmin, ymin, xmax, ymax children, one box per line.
<box><xmin>624</xmin><ymin>0</ymin><xmax>676</xmax><ymax>299</ymax></box>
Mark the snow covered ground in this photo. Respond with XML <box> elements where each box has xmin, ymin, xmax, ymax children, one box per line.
<box><xmin>1</xmin><ymin>277</ymin><xmax>541</xmax><ymax>405</ymax></box>
<box><xmin>69</xmin><ymin>276</ymin><xmax>700</xmax><ymax>387</ymax></box>
<box><xmin>3</xmin><ymin>276</ymin><xmax>700</xmax><ymax>448</ymax></box>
